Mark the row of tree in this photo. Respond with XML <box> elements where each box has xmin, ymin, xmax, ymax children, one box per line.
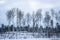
<box><xmin>6</xmin><ymin>8</ymin><xmax>60</xmax><ymax>27</ymax></box>
<box><xmin>0</xmin><ymin>8</ymin><xmax>60</xmax><ymax>37</ymax></box>
<box><xmin>0</xmin><ymin>22</ymin><xmax>60</xmax><ymax>33</ymax></box>
<box><xmin>0</xmin><ymin>23</ymin><xmax>60</xmax><ymax>38</ymax></box>
<box><xmin>4</xmin><ymin>8</ymin><xmax>59</xmax><ymax>32</ymax></box>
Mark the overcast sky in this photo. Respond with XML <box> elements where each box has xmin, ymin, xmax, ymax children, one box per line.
<box><xmin>0</xmin><ymin>0</ymin><xmax>60</xmax><ymax>25</ymax></box>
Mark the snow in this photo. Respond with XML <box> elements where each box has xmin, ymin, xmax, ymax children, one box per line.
<box><xmin>0</xmin><ymin>32</ymin><xmax>60</xmax><ymax>40</ymax></box>
<box><xmin>0</xmin><ymin>38</ymin><xmax>60</xmax><ymax>40</ymax></box>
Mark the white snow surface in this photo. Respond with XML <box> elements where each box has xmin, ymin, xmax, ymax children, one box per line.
<box><xmin>0</xmin><ymin>32</ymin><xmax>60</xmax><ymax>40</ymax></box>
<box><xmin>0</xmin><ymin>38</ymin><xmax>60</xmax><ymax>40</ymax></box>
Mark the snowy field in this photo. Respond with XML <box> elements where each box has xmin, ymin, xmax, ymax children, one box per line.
<box><xmin>0</xmin><ymin>38</ymin><xmax>60</xmax><ymax>40</ymax></box>
<box><xmin>0</xmin><ymin>32</ymin><xmax>43</xmax><ymax>39</ymax></box>
<box><xmin>0</xmin><ymin>32</ymin><xmax>60</xmax><ymax>40</ymax></box>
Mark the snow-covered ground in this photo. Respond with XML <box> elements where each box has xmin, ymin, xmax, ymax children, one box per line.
<box><xmin>0</xmin><ymin>32</ymin><xmax>60</xmax><ymax>40</ymax></box>
<box><xmin>0</xmin><ymin>32</ymin><xmax>34</xmax><ymax>39</ymax></box>
<box><xmin>0</xmin><ymin>32</ymin><xmax>42</xmax><ymax>39</ymax></box>
<box><xmin>0</xmin><ymin>38</ymin><xmax>60</xmax><ymax>40</ymax></box>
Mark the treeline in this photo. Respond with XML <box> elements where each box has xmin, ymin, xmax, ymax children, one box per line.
<box><xmin>0</xmin><ymin>8</ymin><xmax>60</xmax><ymax>34</ymax></box>
<box><xmin>0</xmin><ymin>23</ymin><xmax>59</xmax><ymax>38</ymax></box>
<box><xmin>0</xmin><ymin>23</ymin><xmax>60</xmax><ymax>33</ymax></box>
<box><xmin>6</xmin><ymin>8</ymin><xmax>60</xmax><ymax>28</ymax></box>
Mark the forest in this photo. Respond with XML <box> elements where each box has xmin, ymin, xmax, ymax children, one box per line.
<box><xmin>0</xmin><ymin>8</ymin><xmax>60</xmax><ymax>38</ymax></box>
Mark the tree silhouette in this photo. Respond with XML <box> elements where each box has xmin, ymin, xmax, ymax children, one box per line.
<box><xmin>36</xmin><ymin>9</ymin><xmax>42</xmax><ymax>27</ymax></box>
<box><xmin>51</xmin><ymin>9</ymin><xmax>55</xmax><ymax>27</ymax></box>
<box><xmin>11</xmin><ymin>8</ymin><xmax>15</xmax><ymax>25</ymax></box>
<box><xmin>26</xmin><ymin>13</ymin><xmax>31</xmax><ymax>26</ymax></box>
<box><xmin>16</xmin><ymin>8</ymin><xmax>23</xmax><ymax>27</ymax></box>
<box><xmin>32</xmin><ymin>12</ymin><xmax>36</xmax><ymax>33</ymax></box>
<box><xmin>6</xmin><ymin>9</ymin><xmax>14</xmax><ymax>32</ymax></box>
<box><xmin>44</xmin><ymin>11</ymin><xmax>51</xmax><ymax>27</ymax></box>
<box><xmin>6</xmin><ymin>10</ymin><xmax>12</xmax><ymax>26</ymax></box>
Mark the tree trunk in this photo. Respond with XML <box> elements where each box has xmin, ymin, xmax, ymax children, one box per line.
<box><xmin>8</xmin><ymin>20</ymin><xmax>11</xmax><ymax>32</ymax></box>
<box><xmin>12</xmin><ymin>18</ymin><xmax>14</xmax><ymax>32</ymax></box>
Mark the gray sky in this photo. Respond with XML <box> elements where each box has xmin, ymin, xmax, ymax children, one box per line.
<box><xmin>0</xmin><ymin>0</ymin><xmax>60</xmax><ymax>25</ymax></box>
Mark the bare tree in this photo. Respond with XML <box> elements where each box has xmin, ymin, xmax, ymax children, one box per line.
<box><xmin>6</xmin><ymin>9</ymin><xmax>15</xmax><ymax>32</ymax></box>
<box><xmin>17</xmin><ymin>8</ymin><xmax>23</xmax><ymax>26</ymax></box>
<box><xmin>26</xmin><ymin>13</ymin><xmax>31</xmax><ymax>26</ymax></box>
<box><xmin>6</xmin><ymin>10</ymin><xmax>12</xmax><ymax>26</ymax></box>
<box><xmin>43</xmin><ymin>11</ymin><xmax>51</xmax><ymax>37</ymax></box>
<box><xmin>16</xmin><ymin>8</ymin><xmax>23</xmax><ymax>38</ymax></box>
<box><xmin>6</xmin><ymin>8</ymin><xmax>15</xmax><ymax>32</ymax></box>
<box><xmin>17</xmin><ymin>9</ymin><xmax>23</xmax><ymax>27</ymax></box>
<box><xmin>36</xmin><ymin>9</ymin><xmax>42</xmax><ymax>27</ymax></box>
<box><xmin>44</xmin><ymin>11</ymin><xmax>51</xmax><ymax>27</ymax></box>
<box><xmin>32</xmin><ymin>12</ymin><xmax>35</xmax><ymax>27</ymax></box>
<box><xmin>11</xmin><ymin>8</ymin><xmax>15</xmax><ymax>32</ymax></box>
<box><xmin>16</xmin><ymin>8</ymin><xmax>19</xmax><ymax>27</ymax></box>
<box><xmin>11</xmin><ymin>8</ymin><xmax>15</xmax><ymax>25</ymax></box>
<box><xmin>51</xmin><ymin>9</ymin><xmax>55</xmax><ymax>27</ymax></box>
